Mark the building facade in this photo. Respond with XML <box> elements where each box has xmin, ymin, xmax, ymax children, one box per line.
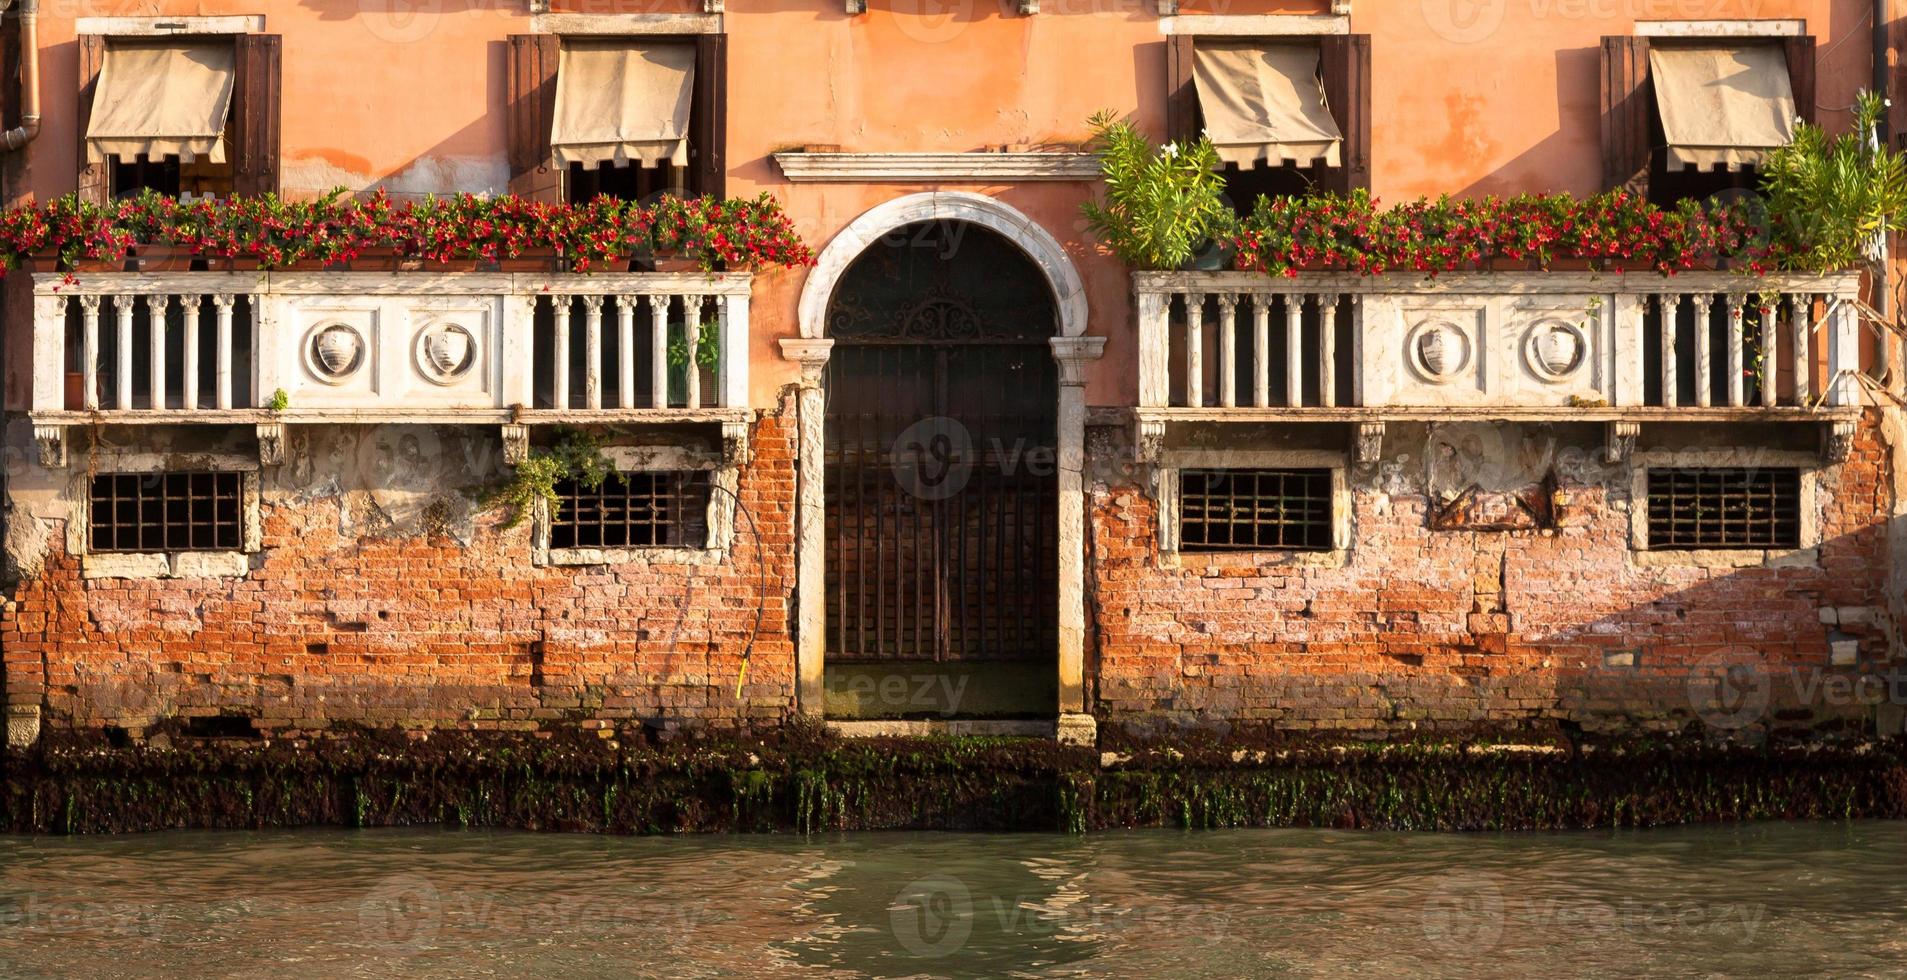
<box><xmin>0</xmin><ymin>0</ymin><xmax>1901</xmax><ymax>747</ymax></box>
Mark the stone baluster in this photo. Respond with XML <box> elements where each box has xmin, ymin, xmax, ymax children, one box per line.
<box><xmin>1691</xmin><ymin>294</ymin><xmax>1713</xmax><ymax>408</ymax></box>
<box><xmin>551</xmin><ymin>295</ymin><xmax>571</xmax><ymax>409</ymax></box>
<box><xmin>617</xmin><ymin>295</ymin><xmax>637</xmax><ymax>409</ymax></box>
<box><xmin>115</xmin><ymin>297</ymin><xmax>135</xmax><ymax>410</ymax></box>
<box><xmin>1757</xmin><ymin>298</ymin><xmax>1777</xmax><ymax>408</ymax></box>
<box><xmin>1318</xmin><ymin>293</ymin><xmax>1337</xmax><ymax>408</ymax></box>
<box><xmin>649</xmin><ymin>294</ymin><xmax>670</xmax><ymax>408</ymax></box>
<box><xmin>1790</xmin><ymin>294</ymin><xmax>1810</xmax><ymax>405</ymax></box>
<box><xmin>1725</xmin><ymin>296</ymin><xmax>1745</xmax><ymax>407</ymax></box>
<box><xmin>181</xmin><ymin>295</ymin><xmax>201</xmax><ymax>411</ymax></box>
<box><xmin>1284</xmin><ymin>293</ymin><xmax>1304</xmax><ymax>407</ymax></box>
<box><xmin>1250</xmin><ymin>293</ymin><xmax>1270</xmax><ymax>408</ymax></box>
<box><xmin>1658</xmin><ymin>294</ymin><xmax>1677</xmax><ymax>408</ymax></box>
<box><xmin>581</xmin><ymin>294</ymin><xmax>604</xmax><ymax>410</ymax></box>
<box><xmin>684</xmin><ymin>295</ymin><xmax>705</xmax><ymax>408</ymax></box>
<box><xmin>1216</xmin><ymin>294</ymin><xmax>1237</xmax><ymax>408</ymax></box>
<box><xmin>80</xmin><ymin>296</ymin><xmax>101</xmax><ymax>411</ymax></box>
<box><xmin>213</xmin><ymin>295</ymin><xmax>235</xmax><ymax>410</ymax></box>
<box><xmin>1183</xmin><ymin>293</ymin><xmax>1204</xmax><ymax>408</ymax></box>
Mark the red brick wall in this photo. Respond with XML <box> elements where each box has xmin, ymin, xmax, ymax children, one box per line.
<box><xmin>1</xmin><ymin>414</ymin><xmax>798</xmax><ymax>736</ymax></box>
<box><xmin>1087</xmin><ymin>417</ymin><xmax>1896</xmax><ymax>736</ymax></box>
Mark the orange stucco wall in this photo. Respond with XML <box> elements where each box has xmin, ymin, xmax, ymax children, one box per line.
<box><xmin>2</xmin><ymin>0</ymin><xmax>1884</xmax><ymax>409</ymax></box>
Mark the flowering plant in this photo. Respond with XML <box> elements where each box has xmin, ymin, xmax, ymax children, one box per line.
<box><xmin>1229</xmin><ymin>189</ymin><xmax>1789</xmax><ymax>277</ymax></box>
<box><xmin>0</xmin><ymin>190</ymin><xmax>814</xmax><ymax>273</ymax></box>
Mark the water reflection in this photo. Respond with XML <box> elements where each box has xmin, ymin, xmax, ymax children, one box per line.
<box><xmin>1</xmin><ymin>823</ymin><xmax>1904</xmax><ymax>977</ymax></box>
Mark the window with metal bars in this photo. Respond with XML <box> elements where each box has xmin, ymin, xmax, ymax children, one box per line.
<box><xmin>1179</xmin><ymin>468</ymin><xmax>1335</xmax><ymax>552</ymax></box>
<box><xmin>1645</xmin><ymin>467</ymin><xmax>1801</xmax><ymax>550</ymax></box>
<box><xmin>550</xmin><ymin>471</ymin><xmax>712</xmax><ymax>550</ymax></box>
<box><xmin>88</xmin><ymin>471</ymin><xmax>244</xmax><ymax>553</ymax></box>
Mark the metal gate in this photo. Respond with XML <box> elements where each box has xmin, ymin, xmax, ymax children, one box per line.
<box><xmin>823</xmin><ymin>221</ymin><xmax>1058</xmax><ymax>663</ymax></box>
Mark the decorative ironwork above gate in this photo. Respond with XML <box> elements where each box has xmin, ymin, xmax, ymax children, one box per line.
<box><xmin>825</xmin><ymin>221</ymin><xmax>1056</xmax><ymax>343</ymax></box>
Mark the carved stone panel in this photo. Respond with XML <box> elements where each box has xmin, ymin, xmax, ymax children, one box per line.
<box><xmin>1383</xmin><ymin>302</ymin><xmax>1489</xmax><ymax>405</ymax></box>
<box><xmin>1501</xmin><ymin>297</ymin><xmax>1611</xmax><ymax>405</ymax></box>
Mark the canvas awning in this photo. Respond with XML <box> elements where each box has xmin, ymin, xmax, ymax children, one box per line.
<box><xmin>1192</xmin><ymin>42</ymin><xmax>1342</xmax><ymax>168</ymax></box>
<box><xmin>86</xmin><ymin>42</ymin><xmax>235</xmax><ymax>165</ymax></box>
<box><xmin>1649</xmin><ymin>44</ymin><xmax>1797</xmax><ymax>172</ymax></box>
<box><xmin>550</xmin><ymin>42</ymin><xmax>696</xmax><ymax>169</ymax></box>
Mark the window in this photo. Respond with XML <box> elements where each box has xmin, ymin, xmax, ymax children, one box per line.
<box><xmin>1166</xmin><ymin>34</ymin><xmax>1369</xmax><ymax>214</ymax></box>
<box><xmin>89</xmin><ymin>471</ymin><xmax>245</xmax><ymax>553</ymax></box>
<box><xmin>77</xmin><ymin>31</ymin><xmax>281</xmax><ymax>202</ymax></box>
<box><xmin>507</xmin><ymin>33</ymin><xmax>726</xmax><ymax>205</ymax></box>
<box><xmin>1600</xmin><ymin>34</ymin><xmax>1813</xmax><ymax>206</ymax></box>
<box><xmin>1645</xmin><ymin>467</ymin><xmax>1801</xmax><ymax>550</ymax></box>
<box><xmin>550</xmin><ymin>470</ymin><xmax>712</xmax><ymax>550</ymax></box>
<box><xmin>1179</xmin><ymin>468</ymin><xmax>1335</xmax><ymax>552</ymax></box>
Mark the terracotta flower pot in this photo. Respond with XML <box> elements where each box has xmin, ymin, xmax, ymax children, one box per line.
<box><xmin>200</xmin><ymin>255</ymin><xmax>262</xmax><ymax>272</ymax></box>
<box><xmin>488</xmin><ymin>255</ymin><xmax>556</xmax><ymax>272</ymax></box>
<box><xmin>65</xmin><ymin>256</ymin><xmax>127</xmax><ymax>273</ymax></box>
<box><xmin>419</xmin><ymin>258</ymin><xmax>481</xmax><ymax>273</ymax></box>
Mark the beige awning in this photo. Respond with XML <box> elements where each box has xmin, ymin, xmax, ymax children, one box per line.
<box><xmin>551</xmin><ymin>42</ymin><xmax>695</xmax><ymax>169</ymax></box>
<box><xmin>1649</xmin><ymin>44</ymin><xmax>1797</xmax><ymax>172</ymax></box>
<box><xmin>86</xmin><ymin>42</ymin><xmax>235</xmax><ymax>165</ymax></box>
<box><xmin>1193</xmin><ymin>42</ymin><xmax>1342</xmax><ymax>168</ymax></box>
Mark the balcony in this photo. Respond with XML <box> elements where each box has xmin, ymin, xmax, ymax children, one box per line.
<box><xmin>1130</xmin><ymin>270</ymin><xmax>1866</xmax><ymax>463</ymax></box>
<box><xmin>27</xmin><ymin>270</ymin><xmax>753</xmax><ymax>466</ymax></box>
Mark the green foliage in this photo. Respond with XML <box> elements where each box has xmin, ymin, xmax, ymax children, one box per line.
<box><xmin>1760</xmin><ymin>90</ymin><xmax>1907</xmax><ymax>274</ymax></box>
<box><xmin>1079</xmin><ymin>110</ymin><xmax>1234</xmax><ymax>270</ymax></box>
<box><xmin>668</xmin><ymin>320</ymin><xmax>722</xmax><ymax>370</ymax></box>
<box><xmin>484</xmin><ymin>428</ymin><xmax>612</xmax><ymax>529</ymax></box>
<box><xmin>267</xmin><ymin>388</ymin><xmax>290</xmax><ymax>412</ymax></box>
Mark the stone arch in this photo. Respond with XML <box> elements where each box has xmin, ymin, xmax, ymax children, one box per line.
<box><xmin>796</xmin><ymin>192</ymin><xmax>1088</xmax><ymax>339</ymax></box>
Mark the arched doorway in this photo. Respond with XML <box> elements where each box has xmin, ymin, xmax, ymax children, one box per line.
<box><xmin>822</xmin><ymin>220</ymin><xmax>1059</xmax><ymax>718</ymax></box>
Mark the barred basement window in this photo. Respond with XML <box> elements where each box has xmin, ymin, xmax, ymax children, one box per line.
<box><xmin>1646</xmin><ymin>467</ymin><xmax>1802</xmax><ymax>550</ymax></box>
<box><xmin>551</xmin><ymin>471</ymin><xmax>713</xmax><ymax>550</ymax></box>
<box><xmin>1180</xmin><ymin>469</ymin><xmax>1334</xmax><ymax>552</ymax></box>
<box><xmin>89</xmin><ymin>471</ymin><xmax>244</xmax><ymax>553</ymax></box>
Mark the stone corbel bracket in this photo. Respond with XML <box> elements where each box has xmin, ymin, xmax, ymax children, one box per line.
<box><xmin>33</xmin><ymin>424</ymin><xmax>66</xmax><ymax>468</ymax></box>
<box><xmin>256</xmin><ymin>422</ymin><xmax>287</xmax><ymax>466</ymax></box>
<box><xmin>501</xmin><ymin>424</ymin><xmax>531</xmax><ymax>467</ymax></box>
<box><xmin>1353</xmin><ymin>421</ymin><xmax>1384</xmax><ymax>464</ymax></box>
<box><xmin>722</xmin><ymin>419</ymin><xmax>751</xmax><ymax>466</ymax></box>
<box><xmin>1018</xmin><ymin>0</ymin><xmax>1038</xmax><ymax>12</ymax></box>
<box><xmin>846</xmin><ymin>0</ymin><xmax>866</xmax><ymax>12</ymax></box>
<box><xmin>1134</xmin><ymin>419</ymin><xmax>1166</xmax><ymax>463</ymax></box>
<box><xmin>704</xmin><ymin>0</ymin><xmax>723</xmax><ymax>10</ymax></box>
<box><xmin>1604</xmin><ymin>421</ymin><xmax>1640</xmax><ymax>463</ymax></box>
<box><xmin>1823</xmin><ymin>419</ymin><xmax>1856</xmax><ymax>463</ymax></box>
<box><xmin>1156</xmin><ymin>0</ymin><xmax>1177</xmax><ymax>13</ymax></box>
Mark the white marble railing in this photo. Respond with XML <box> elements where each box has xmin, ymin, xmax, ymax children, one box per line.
<box><xmin>28</xmin><ymin>271</ymin><xmax>751</xmax><ymax>418</ymax></box>
<box><xmin>1133</xmin><ymin>271</ymin><xmax>1866</xmax><ymax>413</ymax></box>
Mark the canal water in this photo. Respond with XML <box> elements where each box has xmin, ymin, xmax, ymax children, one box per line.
<box><xmin>2</xmin><ymin>823</ymin><xmax>1904</xmax><ymax>977</ymax></box>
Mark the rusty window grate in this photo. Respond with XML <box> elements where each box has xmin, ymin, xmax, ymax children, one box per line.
<box><xmin>1180</xmin><ymin>469</ymin><xmax>1334</xmax><ymax>552</ymax></box>
<box><xmin>89</xmin><ymin>471</ymin><xmax>243</xmax><ymax>553</ymax></box>
<box><xmin>1646</xmin><ymin>467</ymin><xmax>1801</xmax><ymax>549</ymax></box>
<box><xmin>551</xmin><ymin>471</ymin><xmax>712</xmax><ymax>550</ymax></box>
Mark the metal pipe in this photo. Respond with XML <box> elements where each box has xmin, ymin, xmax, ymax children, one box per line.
<box><xmin>0</xmin><ymin>0</ymin><xmax>39</xmax><ymax>153</ymax></box>
<box><xmin>1876</xmin><ymin>0</ymin><xmax>1891</xmax><ymax>146</ymax></box>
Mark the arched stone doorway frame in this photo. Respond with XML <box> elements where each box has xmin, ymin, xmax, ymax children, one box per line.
<box><xmin>780</xmin><ymin>192</ymin><xmax>1103</xmax><ymax>738</ymax></box>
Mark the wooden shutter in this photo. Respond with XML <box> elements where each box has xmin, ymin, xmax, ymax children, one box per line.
<box><xmin>1599</xmin><ymin>35</ymin><xmax>1652</xmax><ymax>192</ymax></box>
<box><xmin>232</xmin><ymin>34</ymin><xmax>282</xmax><ymax>196</ymax></box>
<box><xmin>75</xmin><ymin>34</ymin><xmax>107</xmax><ymax>203</ymax></box>
<box><xmin>1783</xmin><ymin>35</ymin><xmax>1816</xmax><ymax>126</ymax></box>
<box><xmin>506</xmin><ymin>34</ymin><xmax>561</xmax><ymax>201</ymax></box>
<box><xmin>691</xmin><ymin>34</ymin><xmax>726</xmax><ymax>198</ymax></box>
<box><xmin>1165</xmin><ymin>34</ymin><xmax>1197</xmax><ymax>145</ymax></box>
<box><xmin>1319</xmin><ymin>34</ymin><xmax>1371</xmax><ymax>194</ymax></box>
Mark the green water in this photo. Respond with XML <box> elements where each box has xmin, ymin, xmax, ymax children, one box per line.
<box><xmin>2</xmin><ymin>823</ymin><xmax>1903</xmax><ymax>977</ymax></box>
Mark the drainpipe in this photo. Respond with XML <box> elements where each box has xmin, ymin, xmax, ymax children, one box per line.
<box><xmin>0</xmin><ymin>0</ymin><xmax>39</xmax><ymax>153</ymax></box>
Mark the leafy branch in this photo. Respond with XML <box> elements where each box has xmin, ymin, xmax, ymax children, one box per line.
<box><xmin>1078</xmin><ymin>110</ymin><xmax>1234</xmax><ymax>270</ymax></box>
<box><xmin>483</xmin><ymin>428</ymin><xmax>613</xmax><ymax>529</ymax></box>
